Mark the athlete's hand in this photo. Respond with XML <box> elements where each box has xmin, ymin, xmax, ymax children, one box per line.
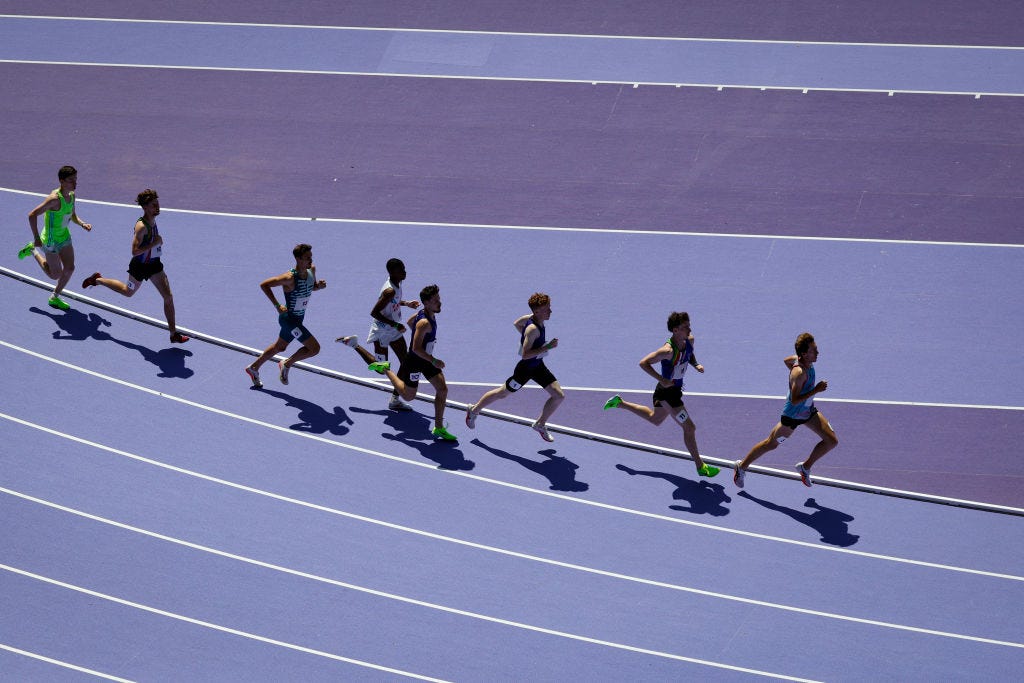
<box><xmin>432</xmin><ymin>357</ymin><xmax>445</xmax><ymax>369</ymax></box>
<box><xmin>814</xmin><ymin>380</ymin><xmax>828</xmax><ymax>393</ymax></box>
<box><xmin>695</xmin><ymin>363</ymin><xmax>705</xmax><ymax>373</ymax></box>
<box><xmin>406</xmin><ymin>301</ymin><xmax>421</xmax><ymax>309</ymax></box>
<box><xmin>546</xmin><ymin>338</ymin><xmax>559</xmax><ymax>350</ymax></box>
<box><xmin>81</xmin><ymin>222</ymin><xmax>92</xmax><ymax>231</ymax></box>
<box><xmin>316</xmin><ymin>280</ymin><xmax>327</xmax><ymax>290</ymax></box>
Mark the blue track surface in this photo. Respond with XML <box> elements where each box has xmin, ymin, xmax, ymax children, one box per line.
<box><xmin>2</xmin><ymin>5</ymin><xmax>1022</xmax><ymax>680</ymax></box>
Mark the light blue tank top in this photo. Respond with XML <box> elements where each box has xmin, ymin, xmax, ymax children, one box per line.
<box><xmin>782</xmin><ymin>365</ymin><xmax>816</xmax><ymax>419</ymax></box>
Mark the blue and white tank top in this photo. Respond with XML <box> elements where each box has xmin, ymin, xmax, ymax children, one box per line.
<box><xmin>130</xmin><ymin>217</ymin><xmax>161</xmax><ymax>264</ymax></box>
<box><xmin>782</xmin><ymin>365</ymin><xmax>816</xmax><ymax>420</ymax></box>
<box><xmin>285</xmin><ymin>268</ymin><xmax>316</xmax><ymax>318</ymax></box>
<box><xmin>410</xmin><ymin>309</ymin><xmax>437</xmax><ymax>355</ymax></box>
<box><xmin>659</xmin><ymin>337</ymin><xmax>693</xmax><ymax>388</ymax></box>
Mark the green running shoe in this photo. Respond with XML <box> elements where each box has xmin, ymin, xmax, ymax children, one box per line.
<box><xmin>368</xmin><ymin>361</ymin><xmax>390</xmax><ymax>374</ymax></box>
<box><xmin>17</xmin><ymin>243</ymin><xmax>34</xmax><ymax>260</ymax></box>
<box><xmin>697</xmin><ymin>464</ymin><xmax>720</xmax><ymax>478</ymax></box>
<box><xmin>432</xmin><ymin>425</ymin><xmax>457</xmax><ymax>441</ymax></box>
<box><xmin>603</xmin><ymin>395</ymin><xmax>622</xmax><ymax>410</ymax></box>
<box><xmin>47</xmin><ymin>296</ymin><xmax>70</xmax><ymax>311</ymax></box>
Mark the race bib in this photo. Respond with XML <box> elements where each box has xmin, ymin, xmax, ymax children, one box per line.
<box><xmin>425</xmin><ymin>340</ymin><xmax>435</xmax><ymax>355</ymax></box>
<box><xmin>293</xmin><ymin>295</ymin><xmax>310</xmax><ymax>312</ymax></box>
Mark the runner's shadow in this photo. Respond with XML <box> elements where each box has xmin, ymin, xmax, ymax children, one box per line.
<box><xmin>30</xmin><ymin>306</ymin><xmax>193</xmax><ymax>378</ymax></box>
<box><xmin>738</xmin><ymin>491</ymin><xmax>860</xmax><ymax>547</ymax></box>
<box><xmin>350</xmin><ymin>406</ymin><xmax>474</xmax><ymax>471</ymax></box>
<box><xmin>472</xmin><ymin>439</ymin><xmax>588</xmax><ymax>492</ymax></box>
<box><xmin>260</xmin><ymin>388</ymin><xmax>352</xmax><ymax>436</ymax></box>
<box><xmin>30</xmin><ymin>306</ymin><xmax>113</xmax><ymax>341</ymax></box>
<box><xmin>616</xmin><ymin>463</ymin><xmax>731</xmax><ymax>516</ymax></box>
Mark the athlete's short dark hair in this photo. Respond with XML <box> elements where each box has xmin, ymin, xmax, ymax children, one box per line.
<box><xmin>386</xmin><ymin>258</ymin><xmax>405</xmax><ymax>274</ymax></box>
<box><xmin>136</xmin><ymin>188</ymin><xmax>159</xmax><ymax>206</ymax></box>
<box><xmin>666</xmin><ymin>311</ymin><xmax>690</xmax><ymax>331</ymax></box>
<box><xmin>795</xmin><ymin>332</ymin><xmax>816</xmax><ymax>357</ymax></box>
<box><xmin>293</xmin><ymin>243</ymin><xmax>312</xmax><ymax>258</ymax></box>
<box><xmin>420</xmin><ymin>284</ymin><xmax>439</xmax><ymax>302</ymax></box>
<box><xmin>58</xmin><ymin>165</ymin><xmax>77</xmax><ymax>180</ymax></box>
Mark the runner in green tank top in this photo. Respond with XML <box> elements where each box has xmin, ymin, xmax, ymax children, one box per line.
<box><xmin>22</xmin><ymin>165</ymin><xmax>92</xmax><ymax>310</ymax></box>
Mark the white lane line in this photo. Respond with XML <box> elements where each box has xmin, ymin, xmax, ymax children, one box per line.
<box><xmin>6</xmin><ymin>486</ymin><xmax>1022</xmax><ymax>651</ymax></box>
<box><xmin>3</xmin><ymin>186</ymin><xmax>1021</xmax><ymax>249</ymax></box>
<box><xmin>0</xmin><ymin>643</ymin><xmax>134</xmax><ymax>682</ymax></box>
<box><xmin>0</xmin><ymin>564</ymin><xmax>448</xmax><ymax>682</ymax></box>
<box><xmin>3</xmin><ymin>14</ymin><xmax>1024</xmax><ymax>50</ymax></box>
<box><xmin>1</xmin><ymin>278</ymin><xmax>1021</xmax><ymax>516</ymax></box>
<box><xmin>0</xmin><ymin>560</ymin><xmax>817</xmax><ymax>682</ymax></box>
<box><xmin>2</xmin><ymin>58</ymin><xmax>1020</xmax><ymax>98</ymax></box>
<box><xmin>1</xmin><ymin>400</ymin><xmax>1020</xmax><ymax>581</ymax></box>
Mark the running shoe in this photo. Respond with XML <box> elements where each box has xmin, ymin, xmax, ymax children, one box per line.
<box><xmin>47</xmin><ymin>296</ymin><xmax>70</xmax><ymax>311</ymax></box>
<box><xmin>432</xmin><ymin>425</ymin><xmax>458</xmax><ymax>441</ymax></box>
<box><xmin>245</xmin><ymin>365</ymin><xmax>263</xmax><ymax>389</ymax></box>
<box><xmin>733</xmin><ymin>461</ymin><xmax>746</xmax><ymax>488</ymax></box>
<box><xmin>465</xmin><ymin>406</ymin><xmax>478</xmax><ymax>429</ymax></box>
<box><xmin>388</xmin><ymin>396</ymin><xmax>413</xmax><ymax>411</ymax></box>
<box><xmin>17</xmin><ymin>243</ymin><xmax>34</xmax><ymax>260</ymax></box>
<box><xmin>367</xmin><ymin>361</ymin><xmax>390</xmax><ymax>374</ymax></box>
<box><xmin>531</xmin><ymin>421</ymin><xmax>555</xmax><ymax>443</ymax></box>
<box><xmin>796</xmin><ymin>462</ymin><xmax>813</xmax><ymax>487</ymax></box>
<box><xmin>697</xmin><ymin>464</ymin><xmax>720</xmax><ymax>478</ymax></box>
<box><xmin>603</xmin><ymin>395</ymin><xmax>622</xmax><ymax>410</ymax></box>
<box><xmin>170</xmin><ymin>332</ymin><xmax>190</xmax><ymax>344</ymax></box>
<box><xmin>82</xmin><ymin>272</ymin><xmax>101</xmax><ymax>288</ymax></box>
<box><xmin>278</xmin><ymin>360</ymin><xmax>289</xmax><ymax>385</ymax></box>
<box><xmin>336</xmin><ymin>335</ymin><xmax>358</xmax><ymax>348</ymax></box>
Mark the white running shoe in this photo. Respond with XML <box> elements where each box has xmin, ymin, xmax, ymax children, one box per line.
<box><xmin>245</xmin><ymin>365</ymin><xmax>262</xmax><ymax>389</ymax></box>
<box><xmin>278</xmin><ymin>360</ymin><xmax>289</xmax><ymax>385</ymax></box>
<box><xmin>733</xmin><ymin>461</ymin><xmax>745</xmax><ymax>488</ymax></box>
<box><xmin>465</xmin><ymin>407</ymin><xmax>478</xmax><ymax>429</ymax></box>
<box><xmin>388</xmin><ymin>396</ymin><xmax>413</xmax><ymax>411</ymax></box>
<box><xmin>336</xmin><ymin>335</ymin><xmax>358</xmax><ymax>348</ymax></box>
<box><xmin>531</xmin><ymin>421</ymin><xmax>554</xmax><ymax>443</ymax></box>
<box><xmin>796</xmin><ymin>462</ymin><xmax>813</xmax><ymax>487</ymax></box>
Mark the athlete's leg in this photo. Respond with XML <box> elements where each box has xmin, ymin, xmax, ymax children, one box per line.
<box><xmin>615</xmin><ymin>398</ymin><xmax>670</xmax><ymax>425</ymax></box>
<box><xmin>52</xmin><ymin>243</ymin><xmax>76</xmax><ymax>296</ymax></box>
<box><xmin>93</xmin><ymin>275</ymin><xmax>140</xmax><ymax>297</ymax></box>
<box><xmin>149</xmin><ymin>271</ymin><xmax>182</xmax><ymax>339</ymax></box>
<box><xmin>285</xmin><ymin>334</ymin><xmax>321</xmax><ymax>367</ymax></box>
<box><xmin>536</xmin><ymin>380</ymin><xmax>565</xmax><ymax>426</ymax></box>
<box><xmin>801</xmin><ymin>411</ymin><xmax>839</xmax><ymax>469</ymax></box>
<box><xmin>737</xmin><ymin>422</ymin><xmax>794</xmax><ymax>470</ymax></box>
<box><xmin>427</xmin><ymin>373</ymin><xmax>454</xmax><ymax>438</ymax></box>
<box><xmin>340</xmin><ymin>336</ymin><xmax>415</xmax><ymax>400</ymax></box>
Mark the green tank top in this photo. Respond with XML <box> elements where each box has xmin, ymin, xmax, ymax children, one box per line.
<box><xmin>42</xmin><ymin>188</ymin><xmax>74</xmax><ymax>246</ymax></box>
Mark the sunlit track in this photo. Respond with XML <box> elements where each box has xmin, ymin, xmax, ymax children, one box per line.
<box><xmin>4</xmin><ymin>6</ymin><xmax>1022</xmax><ymax>678</ymax></box>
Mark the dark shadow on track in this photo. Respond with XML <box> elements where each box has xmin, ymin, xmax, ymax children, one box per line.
<box><xmin>738</xmin><ymin>491</ymin><xmax>860</xmax><ymax>546</ymax></box>
<box><xmin>472</xmin><ymin>439</ymin><xmax>588</xmax><ymax>492</ymax></box>
<box><xmin>30</xmin><ymin>306</ymin><xmax>193</xmax><ymax>378</ymax></box>
<box><xmin>258</xmin><ymin>388</ymin><xmax>353</xmax><ymax>436</ymax></box>
<box><xmin>351</xmin><ymin>406</ymin><xmax>474</xmax><ymax>471</ymax></box>
<box><xmin>615</xmin><ymin>463</ymin><xmax>731</xmax><ymax>516</ymax></box>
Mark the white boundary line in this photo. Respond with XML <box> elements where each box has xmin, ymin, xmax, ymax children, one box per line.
<box><xmin>0</xmin><ymin>564</ymin><xmax>817</xmax><ymax>682</ymax></box>
<box><xmin>1</xmin><ymin>58</ymin><xmax>1022</xmax><ymax>99</ymax></box>
<box><xmin>2</xmin><ymin>14</ymin><xmax>1023</xmax><ymax>51</ymax></box>
<box><xmin>3</xmin><ymin>347</ymin><xmax>1023</xmax><ymax>570</ymax></box>
<box><xmin>3</xmin><ymin>266</ymin><xmax>1022</xmax><ymax>516</ymax></box>
<box><xmin>0</xmin><ymin>643</ymin><xmax>133</xmax><ymax>682</ymax></box>
<box><xmin>2</xmin><ymin>187</ymin><xmax>1021</xmax><ymax>250</ymax></box>
<box><xmin>5</xmin><ymin>486</ymin><xmax>1021</xmax><ymax>653</ymax></box>
<box><xmin>0</xmin><ymin>564</ymin><xmax>449</xmax><ymax>682</ymax></box>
